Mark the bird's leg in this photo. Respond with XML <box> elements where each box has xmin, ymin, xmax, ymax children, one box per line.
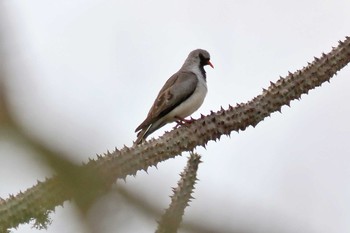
<box><xmin>174</xmin><ymin>116</ymin><xmax>195</xmax><ymax>128</ymax></box>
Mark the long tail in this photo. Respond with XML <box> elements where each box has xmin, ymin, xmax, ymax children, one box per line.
<box><xmin>134</xmin><ymin>124</ymin><xmax>152</xmax><ymax>145</ymax></box>
<box><xmin>134</xmin><ymin>120</ymin><xmax>167</xmax><ymax>145</ymax></box>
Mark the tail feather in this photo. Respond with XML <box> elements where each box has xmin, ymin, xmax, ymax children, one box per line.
<box><xmin>135</xmin><ymin>125</ymin><xmax>151</xmax><ymax>145</ymax></box>
<box><xmin>134</xmin><ymin>120</ymin><xmax>167</xmax><ymax>145</ymax></box>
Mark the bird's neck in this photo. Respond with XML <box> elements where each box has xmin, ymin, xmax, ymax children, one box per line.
<box><xmin>181</xmin><ymin>64</ymin><xmax>207</xmax><ymax>81</ymax></box>
<box><xmin>199</xmin><ymin>65</ymin><xmax>207</xmax><ymax>81</ymax></box>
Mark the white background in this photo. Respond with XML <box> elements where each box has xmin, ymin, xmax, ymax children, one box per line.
<box><xmin>1</xmin><ymin>0</ymin><xmax>350</xmax><ymax>232</ymax></box>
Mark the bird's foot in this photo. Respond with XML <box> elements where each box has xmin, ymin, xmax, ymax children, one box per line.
<box><xmin>173</xmin><ymin>117</ymin><xmax>195</xmax><ymax>129</ymax></box>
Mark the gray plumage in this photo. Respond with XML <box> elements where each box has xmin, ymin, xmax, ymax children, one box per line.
<box><xmin>135</xmin><ymin>49</ymin><xmax>213</xmax><ymax>144</ymax></box>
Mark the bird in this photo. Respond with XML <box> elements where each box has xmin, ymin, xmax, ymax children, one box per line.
<box><xmin>134</xmin><ymin>49</ymin><xmax>214</xmax><ymax>145</ymax></box>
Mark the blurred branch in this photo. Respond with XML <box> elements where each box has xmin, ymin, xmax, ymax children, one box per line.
<box><xmin>0</xmin><ymin>83</ymin><xmax>111</xmax><ymax>232</ymax></box>
<box><xmin>0</xmin><ymin>27</ymin><xmax>112</xmax><ymax>232</ymax></box>
<box><xmin>0</xmin><ymin>56</ymin><xmax>114</xmax><ymax>229</ymax></box>
<box><xmin>0</xmin><ymin>36</ymin><xmax>349</xmax><ymax>232</ymax></box>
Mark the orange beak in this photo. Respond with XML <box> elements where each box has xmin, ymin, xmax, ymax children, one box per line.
<box><xmin>207</xmin><ymin>60</ymin><xmax>214</xmax><ymax>68</ymax></box>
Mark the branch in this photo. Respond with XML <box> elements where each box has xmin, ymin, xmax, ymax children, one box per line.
<box><xmin>0</xmin><ymin>36</ymin><xmax>349</xmax><ymax>231</ymax></box>
<box><xmin>156</xmin><ymin>153</ymin><xmax>201</xmax><ymax>233</ymax></box>
<box><xmin>92</xmin><ymin>36</ymin><xmax>350</xmax><ymax>180</ymax></box>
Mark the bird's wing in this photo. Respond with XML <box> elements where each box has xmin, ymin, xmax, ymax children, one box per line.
<box><xmin>135</xmin><ymin>71</ymin><xmax>198</xmax><ymax>132</ymax></box>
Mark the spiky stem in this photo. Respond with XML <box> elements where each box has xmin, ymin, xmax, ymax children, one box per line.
<box><xmin>156</xmin><ymin>153</ymin><xmax>201</xmax><ymax>233</ymax></box>
<box><xmin>0</xmin><ymin>36</ymin><xmax>349</xmax><ymax>231</ymax></box>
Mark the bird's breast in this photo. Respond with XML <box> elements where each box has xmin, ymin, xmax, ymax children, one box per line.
<box><xmin>166</xmin><ymin>77</ymin><xmax>207</xmax><ymax>120</ymax></box>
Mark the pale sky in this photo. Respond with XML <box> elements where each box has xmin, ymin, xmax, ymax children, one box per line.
<box><xmin>1</xmin><ymin>1</ymin><xmax>350</xmax><ymax>232</ymax></box>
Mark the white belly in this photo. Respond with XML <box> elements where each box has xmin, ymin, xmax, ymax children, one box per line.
<box><xmin>165</xmin><ymin>78</ymin><xmax>207</xmax><ymax>121</ymax></box>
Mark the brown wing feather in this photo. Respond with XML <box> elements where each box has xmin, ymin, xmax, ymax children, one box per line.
<box><xmin>135</xmin><ymin>71</ymin><xmax>198</xmax><ymax>132</ymax></box>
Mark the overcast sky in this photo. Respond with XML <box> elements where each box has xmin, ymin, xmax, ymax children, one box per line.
<box><xmin>1</xmin><ymin>0</ymin><xmax>350</xmax><ymax>232</ymax></box>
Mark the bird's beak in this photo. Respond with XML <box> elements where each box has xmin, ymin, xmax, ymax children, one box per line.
<box><xmin>207</xmin><ymin>60</ymin><xmax>214</xmax><ymax>68</ymax></box>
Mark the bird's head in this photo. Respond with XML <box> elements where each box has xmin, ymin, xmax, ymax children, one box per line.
<box><xmin>183</xmin><ymin>49</ymin><xmax>214</xmax><ymax>69</ymax></box>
